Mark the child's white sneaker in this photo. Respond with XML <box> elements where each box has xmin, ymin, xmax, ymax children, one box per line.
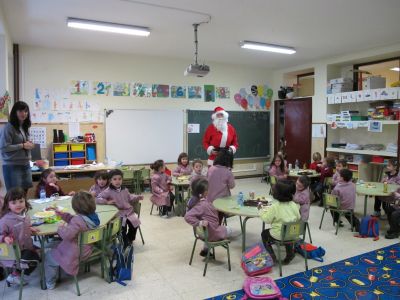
<box><xmin>6</xmin><ymin>273</ymin><xmax>28</xmax><ymax>286</ymax></box>
<box><xmin>46</xmin><ymin>282</ymin><xmax>56</xmax><ymax>290</ymax></box>
<box><xmin>161</xmin><ymin>214</ymin><xmax>168</xmax><ymax>219</ymax></box>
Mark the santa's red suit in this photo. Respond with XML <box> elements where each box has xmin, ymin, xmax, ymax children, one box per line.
<box><xmin>202</xmin><ymin>107</ymin><xmax>239</xmax><ymax>165</ymax></box>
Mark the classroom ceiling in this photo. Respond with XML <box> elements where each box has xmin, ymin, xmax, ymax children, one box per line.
<box><xmin>1</xmin><ymin>0</ymin><xmax>400</xmax><ymax>69</ymax></box>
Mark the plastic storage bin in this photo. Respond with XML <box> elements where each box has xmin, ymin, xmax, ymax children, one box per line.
<box><xmin>54</xmin><ymin>160</ymin><xmax>69</xmax><ymax>166</ymax></box>
<box><xmin>86</xmin><ymin>145</ymin><xmax>96</xmax><ymax>161</ymax></box>
<box><xmin>54</xmin><ymin>144</ymin><xmax>68</xmax><ymax>152</ymax></box>
<box><xmin>70</xmin><ymin>144</ymin><xmax>85</xmax><ymax>151</ymax></box>
<box><xmin>54</xmin><ymin>152</ymin><xmax>68</xmax><ymax>159</ymax></box>
<box><xmin>71</xmin><ymin>158</ymin><xmax>85</xmax><ymax>165</ymax></box>
<box><xmin>71</xmin><ymin>151</ymin><xmax>85</xmax><ymax>158</ymax></box>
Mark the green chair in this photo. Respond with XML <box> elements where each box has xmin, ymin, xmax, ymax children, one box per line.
<box><xmin>323</xmin><ymin>177</ymin><xmax>333</xmax><ymax>194</ymax></box>
<box><xmin>269</xmin><ymin>175</ymin><xmax>277</xmax><ymax>195</ymax></box>
<box><xmin>261</xmin><ymin>161</ymin><xmax>270</xmax><ymax>183</ymax></box>
<box><xmin>319</xmin><ymin>193</ymin><xmax>354</xmax><ymax>235</ymax></box>
<box><xmin>133</xmin><ymin>202</ymin><xmax>145</xmax><ymax>245</ymax></box>
<box><xmin>189</xmin><ymin>226</ymin><xmax>231</xmax><ymax>277</ymax></box>
<box><xmin>133</xmin><ymin>168</ymin><xmax>144</xmax><ymax>194</ymax></box>
<box><xmin>268</xmin><ymin>221</ymin><xmax>308</xmax><ymax>277</ymax></box>
<box><xmin>140</xmin><ymin>168</ymin><xmax>151</xmax><ymax>191</ymax></box>
<box><xmin>121</xmin><ymin>168</ymin><xmax>135</xmax><ymax>193</ymax></box>
<box><xmin>74</xmin><ymin>226</ymin><xmax>106</xmax><ymax>296</ymax></box>
<box><xmin>104</xmin><ymin>217</ymin><xmax>121</xmax><ymax>283</ymax></box>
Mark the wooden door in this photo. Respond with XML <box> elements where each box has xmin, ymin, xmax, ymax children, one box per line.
<box><xmin>283</xmin><ymin>98</ymin><xmax>312</xmax><ymax>167</ymax></box>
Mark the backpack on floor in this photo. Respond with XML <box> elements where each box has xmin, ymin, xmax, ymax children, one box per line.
<box><xmin>355</xmin><ymin>216</ymin><xmax>379</xmax><ymax>241</ymax></box>
<box><xmin>241</xmin><ymin>242</ymin><xmax>273</xmax><ymax>276</ymax></box>
<box><xmin>109</xmin><ymin>236</ymin><xmax>134</xmax><ymax>286</ymax></box>
<box><xmin>295</xmin><ymin>241</ymin><xmax>326</xmax><ymax>262</ymax></box>
<box><xmin>242</xmin><ymin>276</ymin><xmax>287</xmax><ymax>300</ymax></box>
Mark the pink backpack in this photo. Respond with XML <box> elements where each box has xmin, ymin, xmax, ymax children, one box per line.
<box><xmin>241</xmin><ymin>242</ymin><xmax>273</xmax><ymax>276</ymax></box>
<box><xmin>242</xmin><ymin>276</ymin><xmax>287</xmax><ymax>300</ymax></box>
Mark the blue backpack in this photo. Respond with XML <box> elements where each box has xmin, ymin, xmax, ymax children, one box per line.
<box><xmin>109</xmin><ymin>240</ymin><xmax>134</xmax><ymax>286</ymax></box>
<box><xmin>357</xmin><ymin>216</ymin><xmax>379</xmax><ymax>241</ymax></box>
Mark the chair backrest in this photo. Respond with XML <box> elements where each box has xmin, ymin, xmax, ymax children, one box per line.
<box><xmin>141</xmin><ymin>168</ymin><xmax>150</xmax><ymax>180</ymax></box>
<box><xmin>121</xmin><ymin>169</ymin><xmax>134</xmax><ymax>180</ymax></box>
<box><xmin>133</xmin><ymin>168</ymin><xmax>143</xmax><ymax>181</ymax></box>
<box><xmin>323</xmin><ymin>193</ymin><xmax>340</xmax><ymax>209</ymax></box>
<box><xmin>270</xmin><ymin>176</ymin><xmax>277</xmax><ymax>185</ymax></box>
<box><xmin>133</xmin><ymin>201</ymin><xmax>142</xmax><ymax>218</ymax></box>
<box><xmin>280</xmin><ymin>221</ymin><xmax>306</xmax><ymax>241</ymax></box>
<box><xmin>79</xmin><ymin>226</ymin><xmax>105</xmax><ymax>246</ymax></box>
<box><xmin>194</xmin><ymin>226</ymin><xmax>209</xmax><ymax>242</ymax></box>
<box><xmin>107</xmin><ymin>217</ymin><xmax>122</xmax><ymax>240</ymax></box>
<box><xmin>324</xmin><ymin>177</ymin><xmax>333</xmax><ymax>192</ymax></box>
<box><xmin>0</xmin><ymin>243</ymin><xmax>19</xmax><ymax>261</ymax></box>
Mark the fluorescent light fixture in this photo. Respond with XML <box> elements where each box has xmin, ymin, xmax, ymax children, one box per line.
<box><xmin>240</xmin><ymin>41</ymin><xmax>296</xmax><ymax>54</ymax></box>
<box><xmin>390</xmin><ymin>67</ymin><xmax>400</xmax><ymax>72</ymax></box>
<box><xmin>67</xmin><ymin>17</ymin><xmax>150</xmax><ymax>36</ymax></box>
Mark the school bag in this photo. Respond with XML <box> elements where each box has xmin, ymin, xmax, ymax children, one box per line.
<box><xmin>242</xmin><ymin>276</ymin><xmax>287</xmax><ymax>300</ymax></box>
<box><xmin>295</xmin><ymin>241</ymin><xmax>326</xmax><ymax>262</ymax></box>
<box><xmin>355</xmin><ymin>215</ymin><xmax>379</xmax><ymax>241</ymax></box>
<box><xmin>108</xmin><ymin>238</ymin><xmax>134</xmax><ymax>286</ymax></box>
<box><xmin>241</xmin><ymin>242</ymin><xmax>273</xmax><ymax>276</ymax></box>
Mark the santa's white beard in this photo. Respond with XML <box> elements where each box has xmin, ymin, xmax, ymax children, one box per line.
<box><xmin>213</xmin><ymin>118</ymin><xmax>228</xmax><ymax>132</ymax></box>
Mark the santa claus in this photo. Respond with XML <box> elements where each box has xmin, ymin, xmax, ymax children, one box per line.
<box><xmin>202</xmin><ymin>107</ymin><xmax>239</xmax><ymax>166</ymax></box>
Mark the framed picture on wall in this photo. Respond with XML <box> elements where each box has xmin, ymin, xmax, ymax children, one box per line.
<box><xmin>0</xmin><ymin>91</ymin><xmax>11</xmax><ymax>122</ymax></box>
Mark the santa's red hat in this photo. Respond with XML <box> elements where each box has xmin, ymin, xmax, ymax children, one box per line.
<box><xmin>212</xmin><ymin>106</ymin><xmax>229</xmax><ymax>120</ymax></box>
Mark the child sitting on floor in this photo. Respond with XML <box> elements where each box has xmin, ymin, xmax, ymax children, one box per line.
<box><xmin>89</xmin><ymin>170</ymin><xmax>109</xmax><ymax>197</ymax></box>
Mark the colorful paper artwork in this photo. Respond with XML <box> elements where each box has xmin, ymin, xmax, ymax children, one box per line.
<box><xmin>204</xmin><ymin>85</ymin><xmax>215</xmax><ymax>102</ymax></box>
<box><xmin>93</xmin><ymin>81</ymin><xmax>112</xmax><ymax>96</ymax></box>
<box><xmin>70</xmin><ymin>80</ymin><xmax>89</xmax><ymax>95</ymax></box>
<box><xmin>188</xmin><ymin>86</ymin><xmax>203</xmax><ymax>99</ymax></box>
<box><xmin>216</xmin><ymin>87</ymin><xmax>230</xmax><ymax>99</ymax></box>
<box><xmin>131</xmin><ymin>83</ymin><xmax>152</xmax><ymax>97</ymax></box>
<box><xmin>0</xmin><ymin>91</ymin><xmax>11</xmax><ymax>122</ymax></box>
<box><xmin>234</xmin><ymin>84</ymin><xmax>273</xmax><ymax>111</ymax></box>
<box><xmin>170</xmin><ymin>85</ymin><xmax>186</xmax><ymax>98</ymax></box>
<box><xmin>113</xmin><ymin>82</ymin><xmax>130</xmax><ymax>96</ymax></box>
<box><xmin>152</xmin><ymin>84</ymin><xmax>169</xmax><ymax>98</ymax></box>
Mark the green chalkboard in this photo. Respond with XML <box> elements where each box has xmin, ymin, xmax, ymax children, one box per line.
<box><xmin>187</xmin><ymin>110</ymin><xmax>270</xmax><ymax>160</ymax></box>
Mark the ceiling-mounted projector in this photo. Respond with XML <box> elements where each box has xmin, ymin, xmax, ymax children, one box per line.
<box><xmin>184</xmin><ymin>23</ymin><xmax>210</xmax><ymax>77</ymax></box>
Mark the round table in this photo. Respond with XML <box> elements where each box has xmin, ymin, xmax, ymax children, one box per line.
<box><xmin>171</xmin><ymin>176</ymin><xmax>191</xmax><ymax>216</ymax></box>
<box><xmin>356</xmin><ymin>182</ymin><xmax>399</xmax><ymax>216</ymax></box>
<box><xmin>288</xmin><ymin>169</ymin><xmax>320</xmax><ymax>179</ymax></box>
<box><xmin>29</xmin><ymin>196</ymin><xmax>118</xmax><ymax>289</ymax></box>
<box><xmin>213</xmin><ymin>196</ymin><xmax>272</xmax><ymax>252</ymax></box>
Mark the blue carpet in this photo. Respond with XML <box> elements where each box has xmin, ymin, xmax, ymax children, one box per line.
<box><xmin>206</xmin><ymin>243</ymin><xmax>400</xmax><ymax>299</ymax></box>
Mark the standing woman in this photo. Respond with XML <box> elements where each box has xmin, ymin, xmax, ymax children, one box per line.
<box><xmin>0</xmin><ymin>101</ymin><xmax>34</xmax><ymax>191</ymax></box>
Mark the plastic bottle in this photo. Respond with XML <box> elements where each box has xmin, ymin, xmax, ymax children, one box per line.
<box><xmin>40</xmin><ymin>188</ymin><xmax>46</xmax><ymax>199</ymax></box>
<box><xmin>383</xmin><ymin>182</ymin><xmax>388</xmax><ymax>193</ymax></box>
<box><xmin>237</xmin><ymin>192</ymin><xmax>244</xmax><ymax>206</ymax></box>
<box><xmin>295</xmin><ymin>159</ymin><xmax>300</xmax><ymax>172</ymax></box>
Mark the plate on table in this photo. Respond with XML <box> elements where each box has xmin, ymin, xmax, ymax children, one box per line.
<box><xmin>33</xmin><ymin>211</ymin><xmax>55</xmax><ymax>218</ymax></box>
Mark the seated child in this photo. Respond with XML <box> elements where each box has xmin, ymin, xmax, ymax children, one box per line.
<box><xmin>268</xmin><ymin>154</ymin><xmax>287</xmax><ymax>180</ymax></box>
<box><xmin>293</xmin><ymin>175</ymin><xmax>311</xmax><ymax>221</ymax></box>
<box><xmin>173</xmin><ymin>152</ymin><xmax>193</xmax><ymax>177</ymax></box>
<box><xmin>312</xmin><ymin>157</ymin><xmax>335</xmax><ymax>205</ymax></box>
<box><xmin>185</xmin><ymin>178</ymin><xmax>232</xmax><ymax>256</ymax></box>
<box><xmin>332</xmin><ymin>159</ymin><xmax>347</xmax><ymax>187</ymax></box>
<box><xmin>373</xmin><ymin>159</ymin><xmax>400</xmax><ymax>218</ymax></box>
<box><xmin>260</xmin><ymin>180</ymin><xmax>299</xmax><ymax>264</ymax></box>
<box><xmin>0</xmin><ymin>187</ymin><xmax>40</xmax><ymax>286</ymax></box>
<box><xmin>35</xmin><ymin>168</ymin><xmax>75</xmax><ymax>198</ymax></box>
<box><xmin>310</xmin><ymin>152</ymin><xmax>322</xmax><ymax>171</ymax></box>
<box><xmin>89</xmin><ymin>170</ymin><xmax>109</xmax><ymax>197</ymax></box>
<box><xmin>150</xmin><ymin>159</ymin><xmax>174</xmax><ymax>218</ymax></box>
<box><xmin>331</xmin><ymin>169</ymin><xmax>360</xmax><ymax>231</ymax></box>
<box><xmin>45</xmin><ymin>191</ymin><xmax>100</xmax><ymax>289</ymax></box>
<box><xmin>190</xmin><ymin>159</ymin><xmax>206</xmax><ymax>183</ymax></box>
<box><xmin>97</xmin><ymin>169</ymin><xmax>143</xmax><ymax>247</ymax></box>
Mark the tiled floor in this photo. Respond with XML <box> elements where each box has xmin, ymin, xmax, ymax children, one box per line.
<box><xmin>1</xmin><ymin>178</ymin><xmax>397</xmax><ymax>299</ymax></box>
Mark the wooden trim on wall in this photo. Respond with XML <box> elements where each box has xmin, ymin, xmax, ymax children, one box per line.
<box><xmin>13</xmin><ymin>44</ymin><xmax>19</xmax><ymax>101</ymax></box>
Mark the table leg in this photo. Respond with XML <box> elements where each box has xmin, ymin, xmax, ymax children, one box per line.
<box><xmin>39</xmin><ymin>236</ymin><xmax>46</xmax><ymax>290</ymax></box>
<box><xmin>242</xmin><ymin>217</ymin><xmax>252</xmax><ymax>252</ymax></box>
<box><xmin>364</xmin><ymin>195</ymin><xmax>368</xmax><ymax>217</ymax></box>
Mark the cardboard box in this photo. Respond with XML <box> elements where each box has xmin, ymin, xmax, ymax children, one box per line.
<box><xmin>362</xmin><ymin>76</ymin><xmax>386</xmax><ymax>90</ymax></box>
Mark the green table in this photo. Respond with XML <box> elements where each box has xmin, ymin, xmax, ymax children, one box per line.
<box><xmin>171</xmin><ymin>177</ymin><xmax>191</xmax><ymax>216</ymax></box>
<box><xmin>29</xmin><ymin>196</ymin><xmax>118</xmax><ymax>290</ymax></box>
<box><xmin>288</xmin><ymin>169</ymin><xmax>320</xmax><ymax>179</ymax></box>
<box><xmin>356</xmin><ymin>182</ymin><xmax>399</xmax><ymax>216</ymax></box>
<box><xmin>213</xmin><ymin>196</ymin><xmax>273</xmax><ymax>252</ymax></box>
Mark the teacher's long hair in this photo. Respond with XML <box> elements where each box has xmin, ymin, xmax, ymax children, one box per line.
<box><xmin>9</xmin><ymin>101</ymin><xmax>31</xmax><ymax>134</ymax></box>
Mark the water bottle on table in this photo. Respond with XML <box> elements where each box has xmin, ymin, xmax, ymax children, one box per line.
<box><xmin>40</xmin><ymin>187</ymin><xmax>46</xmax><ymax>200</ymax></box>
<box><xmin>237</xmin><ymin>192</ymin><xmax>244</xmax><ymax>207</ymax></box>
<box><xmin>295</xmin><ymin>159</ymin><xmax>300</xmax><ymax>172</ymax></box>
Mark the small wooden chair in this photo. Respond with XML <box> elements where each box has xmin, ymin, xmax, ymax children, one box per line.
<box><xmin>189</xmin><ymin>226</ymin><xmax>231</xmax><ymax>277</ymax></box>
<box><xmin>133</xmin><ymin>202</ymin><xmax>145</xmax><ymax>245</ymax></box>
<box><xmin>319</xmin><ymin>193</ymin><xmax>354</xmax><ymax>235</ymax></box>
<box><xmin>269</xmin><ymin>175</ymin><xmax>277</xmax><ymax>195</ymax></box>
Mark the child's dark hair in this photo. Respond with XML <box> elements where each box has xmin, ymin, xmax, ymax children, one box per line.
<box><xmin>339</xmin><ymin>169</ymin><xmax>353</xmax><ymax>182</ymax></box>
<box><xmin>272</xmin><ymin>180</ymin><xmax>295</xmax><ymax>202</ymax></box>
<box><xmin>94</xmin><ymin>170</ymin><xmax>109</xmax><ymax>182</ymax></box>
<box><xmin>388</xmin><ymin>158</ymin><xmax>399</xmax><ymax>174</ymax></box>
<box><xmin>297</xmin><ymin>175</ymin><xmax>310</xmax><ymax>189</ymax></box>
<box><xmin>213</xmin><ymin>149</ymin><xmax>233</xmax><ymax>168</ymax></box>
<box><xmin>325</xmin><ymin>157</ymin><xmax>335</xmax><ymax>169</ymax></box>
<box><xmin>108</xmin><ymin>169</ymin><xmax>123</xmax><ymax>179</ymax></box>
<box><xmin>192</xmin><ymin>159</ymin><xmax>203</xmax><ymax>167</ymax></box>
<box><xmin>36</xmin><ymin>168</ymin><xmax>55</xmax><ymax>196</ymax></box>
<box><xmin>150</xmin><ymin>159</ymin><xmax>164</xmax><ymax>172</ymax></box>
<box><xmin>9</xmin><ymin>101</ymin><xmax>31</xmax><ymax>134</ymax></box>
<box><xmin>336</xmin><ymin>159</ymin><xmax>348</xmax><ymax>168</ymax></box>
<box><xmin>312</xmin><ymin>152</ymin><xmax>322</xmax><ymax>162</ymax></box>
<box><xmin>2</xmin><ymin>187</ymin><xmax>31</xmax><ymax>216</ymax></box>
<box><xmin>177</xmin><ymin>152</ymin><xmax>189</xmax><ymax>165</ymax></box>
<box><xmin>187</xmin><ymin>178</ymin><xmax>208</xmax><ymax>210</ymax></box>
<box><xmin>72</xmin><ymin>191</ymin><xmax>96</xmax><ymax>215</ymax></box>
<box><xmin>270</xmin><ymin>154</ymin><xmax>285</xmax><ymax>172</ymax></box>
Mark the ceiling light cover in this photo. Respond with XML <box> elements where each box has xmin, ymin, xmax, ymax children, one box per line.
<box><xmin>390</xmin><ymin>67</ymin><xmax>400</xmax><ymax>72</ymax></box>
<box><xmin>67</xmin><ymin>18</ymin><xmax>150</xmax><ymax>36</ymax></box>
<box><xmin>240</xmin><ymin>41</ymin><xmax>296</xmax><ymax>54</ymax></box>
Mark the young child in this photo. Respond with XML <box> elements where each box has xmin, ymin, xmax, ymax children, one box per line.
<box><xmin>97</xmin><ymin>169</ymin><xmax>143</xmax><ymax>247</ymax></box>
<box><xmin>207</xmin><ymin>149</ymin><xmax>235</xmax><ymax>203</ymax></box>
<box><xmin>185</xmin><ymin>178</ymin><xmax>232</xmax><ymax>256</ymax></box>
<box><xmin>172</xmin><ymin>152</ymin><xmax>193</xmax><ymax>177</ymax></box>
<box><xmin>310</xmin><ymin>152</ymin><xmax>322</xmax><ymax>171</ymax></box>
<box><xmin>89</xmin><ymin>170</ymin><xmax>109</xmax><ymax>197</ymax></box>
<box><xmin>35</xmin><ymin>168</ymin><xmax>75</xmax><ymax>198</ymax></box>
<box><xmin>332</xmin><ymin>159</ymin><xmax>348</xmax><ymax>187</ymax></box>
<box><xmin>150</xmin><ymin>159</ymin><xmax>174</xmax><ymax>218</ymax></box>
<box><xmin>0</xmin><ymin>187</ymin><xmax>40</xmax><ymax>286</ymax></box>
<box><xmin>268</xmin><ymin>154</ymin><xmax>287</xmax><ymax>180</ymax></box>
<box><xmin>190</xmin><ymin>159</ymin><xmax>206</xmax><ymax>183</ymax></box>
<box><xmin>331</xmin><ymin>169</ymin><xmax>360</xmax><ymax>231</ymax></box>
<box><xmin>373</xmin><ymin>159</ymin><xmax>400</xmax><ymax>218</ymax></box>
<box><xmin>384</xmin><ymin>190</ymin><xmax>400</xmax><ymax>239</ymax></box>
<box><xmin>313</xmin><ymin>157</ymin><xmax>335</xmax><ymax>206</ymax></box>
<box><xmin>44</xmin><ymin>191</ymin><xmax>100</xmax><ymax>289</ymax></box>
<box><xmin>293</xmin><ymin>175</ymin><xmax>311</xmax><ymax>221</ymax></box>
<box><xmin>260</xmin><ymin>181</ymin><xmax>299</xmax><ymax>264</ymax></box>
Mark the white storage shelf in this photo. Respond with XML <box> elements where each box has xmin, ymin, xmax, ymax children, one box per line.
<box><xmin>327</xmin><ymin>87</ymin><xmax>400</xmax><ymax>105</ymax></box>
<box><xmin>326</xmin><ymin>147</ymin><xmax>397</xmax><ymax>157</ymax></box>
<box><xmin>327</xmin><ymin>120</ymin><xmax>399</xmax><ymax>125</ymax></box>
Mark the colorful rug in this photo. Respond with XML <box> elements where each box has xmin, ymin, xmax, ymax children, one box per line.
<box><xmin>206</xmin><ymin>243</ymin><xmax>400</xmax><ymax>299</ymax></box>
